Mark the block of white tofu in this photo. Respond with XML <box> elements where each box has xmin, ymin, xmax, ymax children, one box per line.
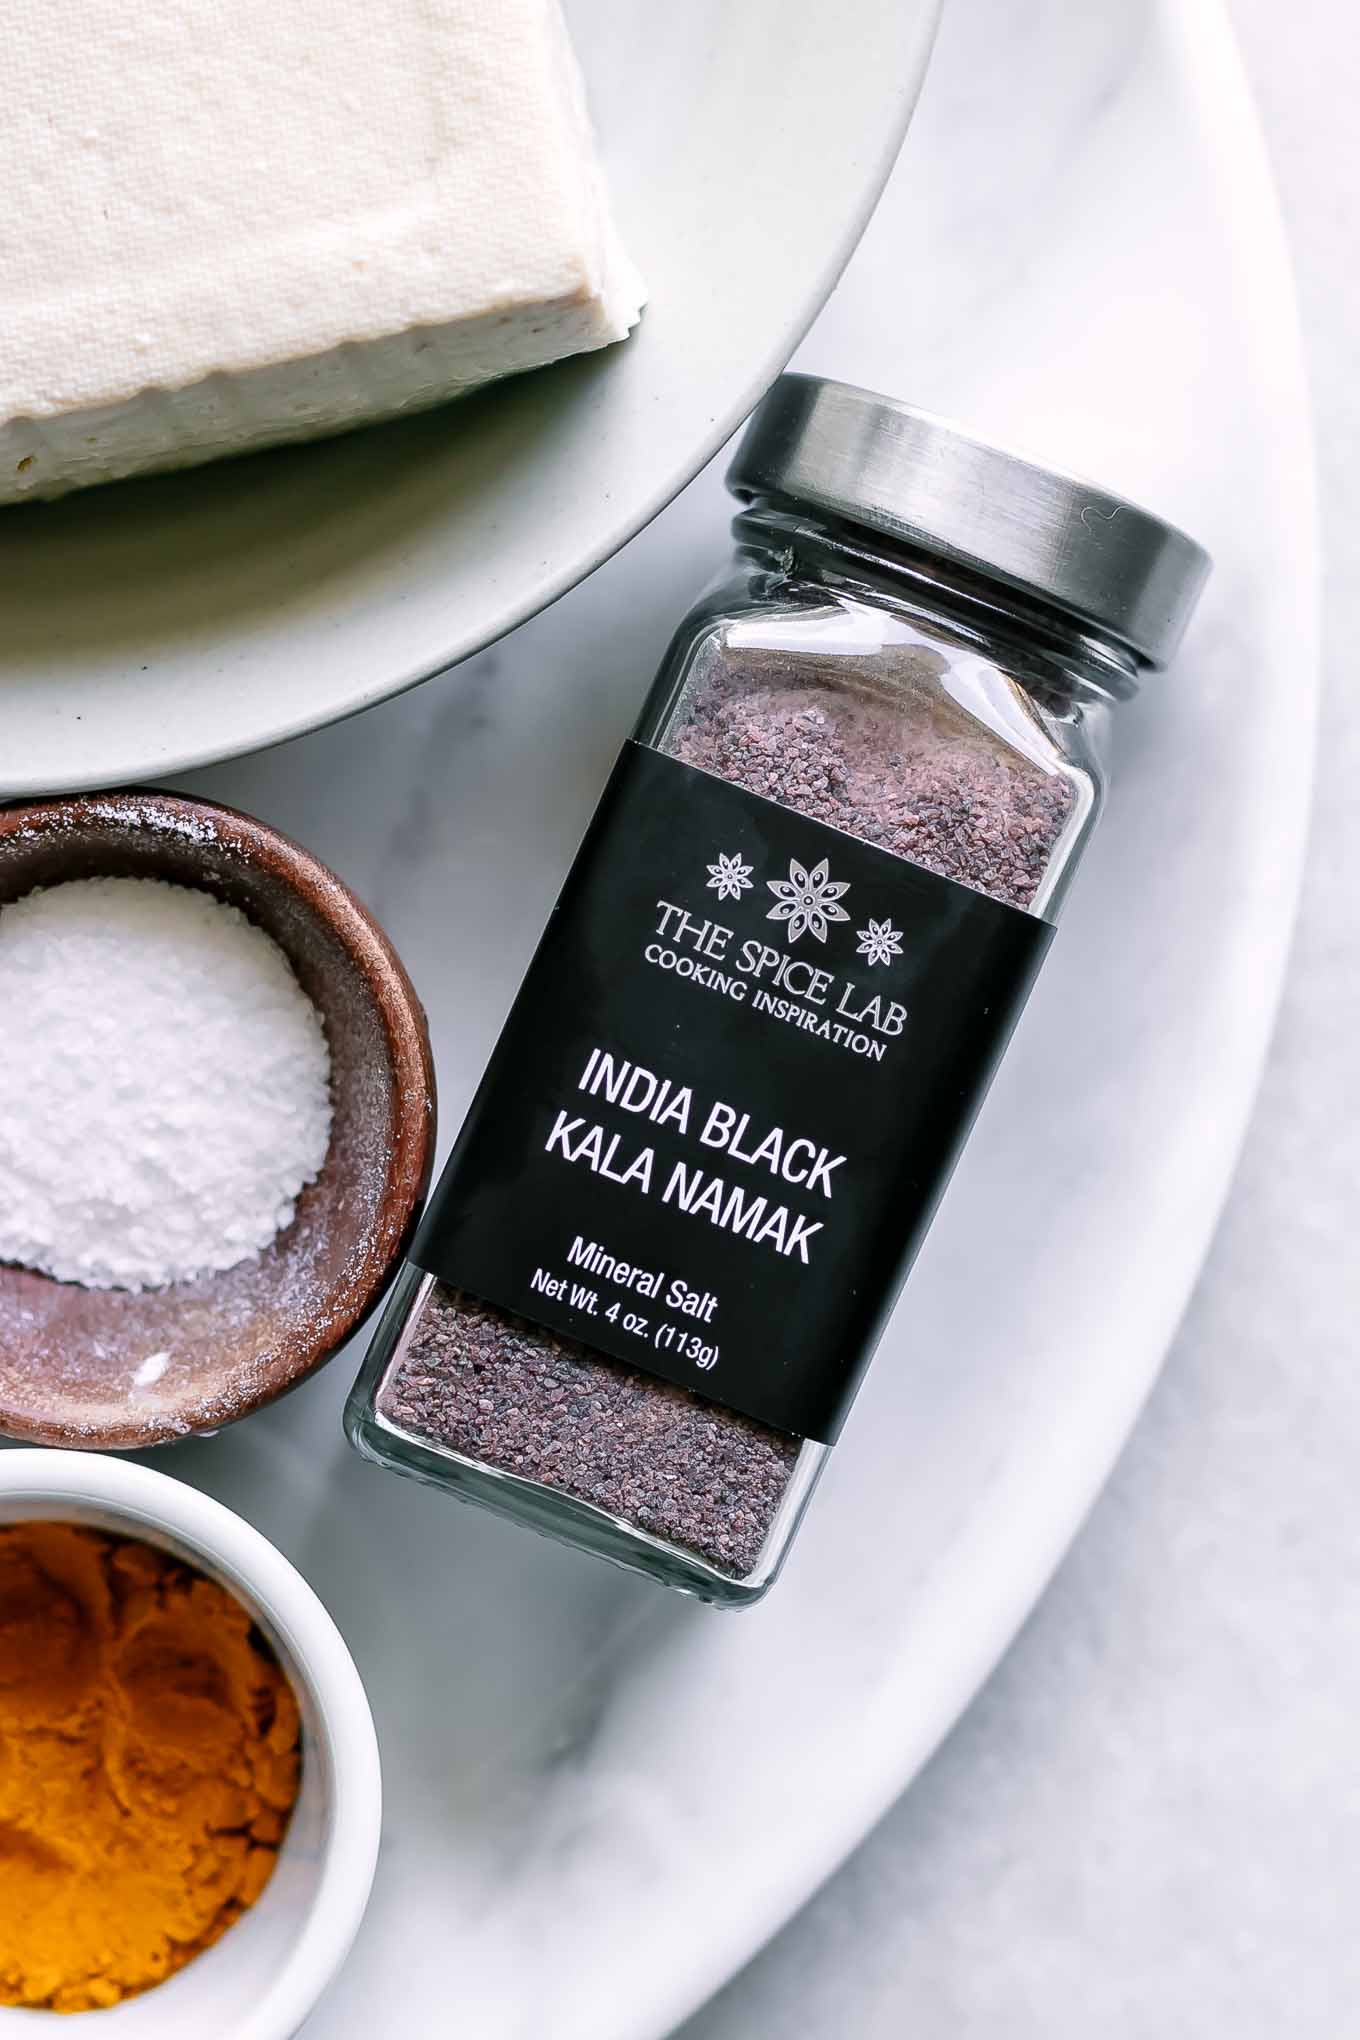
<box><xmin>0</xmin><ymin>0</ymin><xmax>644</xmax><ymax>503</ymax></box>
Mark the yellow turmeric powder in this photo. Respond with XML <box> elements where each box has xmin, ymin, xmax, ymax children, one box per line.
<box><xmin>0</xmin><ymin>1520</ymin><xmax>301</xmax><ymax>2013</ymax></box>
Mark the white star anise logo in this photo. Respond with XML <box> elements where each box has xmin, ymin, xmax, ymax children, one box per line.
<box><xmin>766</xmin><ymin>857</ymin><xmax>851</xmax><ymax>945</ymax></box>
<box><xmin>706</xmin><ymin>851</ymin><xmax>754</xmax><ymax>902</ymax></box>
<box><xmin>856</xmin><ymin>917</ymin><xmax>903</xmax><ymax>967</ymax></box>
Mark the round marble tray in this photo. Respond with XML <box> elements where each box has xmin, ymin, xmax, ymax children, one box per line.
<box><xmin>0</xmin><ymin>1</ymin><xmax>937</xmax><ymax>798</ymax></box>
<box><xmin>159</xmin><ymin>0</ymin><xmax>1316</xmax><ymax>2035</ymax></box>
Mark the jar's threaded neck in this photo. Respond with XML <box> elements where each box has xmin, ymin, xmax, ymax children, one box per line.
<box><xmin>731</xmin><ymin>504</ymin><xmax>1142</xmax><ymax>703</ymax></box>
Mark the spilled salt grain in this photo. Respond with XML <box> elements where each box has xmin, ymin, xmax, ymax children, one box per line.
<box><xmin>0</xmin><ymin>877</ymin><xmax>332</xmax><ymax>1290</ymax></box>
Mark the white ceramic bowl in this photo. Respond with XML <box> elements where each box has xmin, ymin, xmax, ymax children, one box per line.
<box><xmin>0</xmin><ymin>1451</ymin><xmax>381</xmax><ymax>2038</ymax></box>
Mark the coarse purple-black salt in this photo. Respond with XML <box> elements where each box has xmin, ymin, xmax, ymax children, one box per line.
<box><xmin>380</xmin><ymin>1293</ymin><xmax>799</xmax><ymax>1578</ymax></box>
<box><xmin>373</xmin><ymin>646</ymin><xmax>1075</xmax><ymax>1578</ymax></box>
<box><xmin>667</xmin><ymin>651</ymin><xmax>1075</xmax><ymax>913</ymax></box>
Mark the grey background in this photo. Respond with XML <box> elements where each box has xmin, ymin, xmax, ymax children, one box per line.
<box><xmin>677</xmin><ymin>4</ymin><xmax>1359</xmax><ymax>2035</ymax></box>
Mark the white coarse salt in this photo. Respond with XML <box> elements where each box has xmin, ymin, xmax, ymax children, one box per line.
<box><xmin>0</xmin><ymin>877</ymin><xmax>333</xmax><ymax>1290</ymax></box>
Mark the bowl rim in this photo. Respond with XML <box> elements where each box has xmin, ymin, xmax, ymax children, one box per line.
<box><xmin>0</xmin><ymin>786</ymin><xmax>437</xmax><ymax>1449</ymax></box>
<box><xmin>0</xmin><ymin>1447</ymin><xmax>383</xmax><ymax>2039</ymax></box>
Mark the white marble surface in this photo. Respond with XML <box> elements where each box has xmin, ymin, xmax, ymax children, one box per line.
<box><xmin>676</xmin><ymin>3</ymin><xmax>1360</xmax><ymax>2034</ymax></box>
<box><xmin>156</xmin><ymin>0</ymin><xmax>1341</xmax><ymax>2033</ymax></box>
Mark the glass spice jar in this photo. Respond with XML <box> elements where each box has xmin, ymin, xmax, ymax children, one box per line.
<box><xmin>345</xmin><ymin>376</ymin><xmax>1210</xmax><ymax>1606</ymax></box>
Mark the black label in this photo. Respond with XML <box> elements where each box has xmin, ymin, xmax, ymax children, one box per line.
<box><xmin>411</xmin><ymin>742</ymin><xmax>1052</xmax><ymax>1442</ymax></box>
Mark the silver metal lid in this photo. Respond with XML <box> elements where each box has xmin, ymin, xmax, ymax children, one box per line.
<box><xmin>727</xmin><ymin>375</ymin><xmax>1211</xmax><ymax>669</ymax></box>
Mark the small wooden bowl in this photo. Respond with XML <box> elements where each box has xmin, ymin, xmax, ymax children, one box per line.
<box><xmin>0</xmin><ymin>790</ymin><xmax>436</xmax><ymax>1449</ymax></box>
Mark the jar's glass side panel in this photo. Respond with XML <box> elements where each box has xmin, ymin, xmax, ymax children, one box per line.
<box><xmin>348</xmin><ymin>575</ymin><xmax>1111</xmax><ymax>1604</ymax></box>
<box><xmin>643</xmin><ymin>586</ymin><xmax>1105</xmax><ymax>919</ymax></box>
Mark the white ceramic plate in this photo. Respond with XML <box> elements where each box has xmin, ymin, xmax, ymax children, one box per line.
<box><xmin>111</xmin><ymin>0</ymin><xmax>1315</xmax><ymax>2036</ymax></box>
<box><xmin>0</xmin><ymin>1</ymin><xmax>938</xmax><ymax>798</ymax></box>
